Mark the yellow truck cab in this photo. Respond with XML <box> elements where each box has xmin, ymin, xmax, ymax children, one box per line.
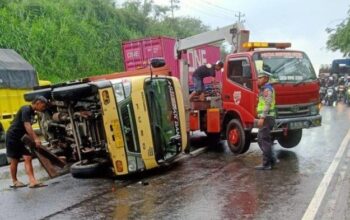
<box><xmin>24</xmin><ymin>64</ymin><xmax>187</xmax><ymax>177</ymax></box>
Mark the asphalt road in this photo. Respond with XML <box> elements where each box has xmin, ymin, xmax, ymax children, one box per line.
<box><xmin>1</xmin><ymin>104</ymin><xmax>350</xmax><ymax>220</ymax></box>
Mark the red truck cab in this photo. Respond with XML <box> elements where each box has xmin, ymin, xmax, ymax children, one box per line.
<box><xmin>190</xmin><ymin>42</ymin><xmax>322</xmax><ymax>154</ymax></box>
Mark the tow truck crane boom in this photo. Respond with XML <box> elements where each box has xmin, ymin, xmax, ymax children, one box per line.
<box><xmin>175</xmin><ymin>22</ymin><xmax>249</xmax><ymax>59</ymax></box>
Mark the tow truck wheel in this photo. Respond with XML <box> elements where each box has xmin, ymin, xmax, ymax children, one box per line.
<box><xmin>278</xmin><ymin>129</ymin><xmax>302</xmax><ymax>148</ymax></box>
<box><xmin>226</xmin><ymin>119</ymin><xmax>249</xmax><ymax>154</ymax></box>
<box><xmin>70</xmin><ymin>160</ymin><xmax>101</xmax><ymax>178</ymax></box>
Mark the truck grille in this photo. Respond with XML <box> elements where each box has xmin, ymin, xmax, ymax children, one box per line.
<box><xmin>276</xmin><ymin>104</ymin><xmax>312</xmax><ymax>118</ymax></box>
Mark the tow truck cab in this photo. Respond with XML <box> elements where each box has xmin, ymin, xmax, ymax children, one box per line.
<box><xmin>190</xmin><ymin>42</ymin><xmax>322</xmax><ymax>154</ymax></box>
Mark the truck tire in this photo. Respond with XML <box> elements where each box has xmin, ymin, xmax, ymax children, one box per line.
<box><xmin>24</xmin><ymin>88</ymin><xmax>52</xmax><ymax>102</ymax></box>
<box><xmin>52</xmin><ymin>84</ymin><xmax>97</xmax><ymax>101</ymax></box>
<box><xmin>226</xmin><ymin>119</ymin><xmax>250</xmax><ymax>154</ymax></box>
<box><xmin>278</xmin><ymin>129</ymin><xmax>302</xmax><ymax>148</ymax></box>
<box><xmin>0</xmin><ymin>125</ymin><xmax>4</xmax><ymax>142</ymax></box>
<box><xmin>70</xmin><ymin>161</ymin><xmax>101</xmax><ymax>178</ymax></box>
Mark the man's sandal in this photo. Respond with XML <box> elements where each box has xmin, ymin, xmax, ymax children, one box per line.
<box><xmin>10</xmin><ymin>181</ymin><xmax>28</xmax><ymax>188</ymax></box>
<box><xmin>28</xmin><ymin>182</ymin><xmax>48</xmax><ymax>188</ymax></box>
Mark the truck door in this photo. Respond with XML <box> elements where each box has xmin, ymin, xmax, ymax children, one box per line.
<box><xmin>222</xmin><ymin>57</ymin><xmax>257</xmax><ymax>124</ymax></box>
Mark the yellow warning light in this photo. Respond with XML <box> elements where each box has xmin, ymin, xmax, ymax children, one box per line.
<box><xmin>242</xmin><ymin>42</ymin><xmax>292</xmax><ymax>50</ymax></box>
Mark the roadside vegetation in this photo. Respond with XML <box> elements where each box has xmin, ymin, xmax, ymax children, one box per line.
<box><xmin>327</xmin><ymin>8</ymin><xmax>350</xmax><ymax>56</ymax></box>
<box><xmin>0</xmin><ymin>0</ymin><xmax>209</xmax><ymax>82</ymax></box>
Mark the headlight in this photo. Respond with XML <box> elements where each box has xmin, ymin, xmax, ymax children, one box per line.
<box><xmin>127</xmin><ymin>156</ymin><xmax>137</xmax><ymax>172</ymax></box>
<box><xmin>310</xmin><ymin>104</ymin><xmax>319</xmax><ymax>115</ymax></box>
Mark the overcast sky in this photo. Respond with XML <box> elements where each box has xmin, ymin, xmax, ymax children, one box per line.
<box><xmin>120</xmin><ymin>0</ymin><xmax>350</xmax><ymax>73</ymax></box>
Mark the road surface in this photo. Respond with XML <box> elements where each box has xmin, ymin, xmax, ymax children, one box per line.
<box><xmin>1</xmin><ymin>104</ymin><xmax>350</xmax><ymax>220</ymax></box>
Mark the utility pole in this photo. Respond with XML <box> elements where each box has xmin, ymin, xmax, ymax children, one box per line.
<box><xmin>170</xmin><ymin>0</ymin><xmax>174</xmax><ymax>19</ymax></box>
<box><xmin>235</xmin><ymin>12</ymin><xmax>245</xmax><ymax>24</ymax></box>
<box><xmin>170</xmin><ymin>0</ymin><xmax>180</xmax><ymax>19</ymax></box>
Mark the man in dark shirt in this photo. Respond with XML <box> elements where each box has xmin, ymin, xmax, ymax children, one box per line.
<box><xmin>6</xmin><ymin>96</ymin><xmax>48</xmax><ymax>188</ymax></box>
<box><xmin>189</xmin><ymin>60</ymin><xmax>224</xmax><ymax>101</ymax></box>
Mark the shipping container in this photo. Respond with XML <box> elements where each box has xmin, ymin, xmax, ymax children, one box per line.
<box><xmin>122</xmin><ymin>36</ymin><xmax>221</xmax><ymax>89</ymax></box>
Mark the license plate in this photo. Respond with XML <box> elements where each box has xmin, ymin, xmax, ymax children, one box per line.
<box><xmin>289</xmin><ymin>121</ymin><xmax>307</xmax><ymax>129</ymax></box>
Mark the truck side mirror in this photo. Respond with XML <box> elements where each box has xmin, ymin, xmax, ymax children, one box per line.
<box><xmin>150</xmin><ymin>58</ymin><xmax>166</xmax><ymax>68</ymax></box>
<box><xmin>242</xmin><ymin>64</ymin><xmax>251</xmax><ymax>78</ymax></box>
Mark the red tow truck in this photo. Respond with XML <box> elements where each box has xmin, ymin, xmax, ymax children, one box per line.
<box><xmin>121</xmin><ymin>23</ymin><xmax>322</xmax><ymax>153</ymax></box>
<box><xmin>174</xmin><ymin>23</ymin><xmax>322</xmax><ymax>153</ymax></box>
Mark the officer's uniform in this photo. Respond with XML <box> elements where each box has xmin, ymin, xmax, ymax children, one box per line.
<box><xmin>257</xmin><ymin>80</ymin><xmax>276</xmax><ymax>169</ymax></box>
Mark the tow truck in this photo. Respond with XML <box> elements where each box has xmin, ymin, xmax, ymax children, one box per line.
<box><xmin>175</xmin><ymin>23</ymin><xmax>322</xmax><ymax>153</ymax></box>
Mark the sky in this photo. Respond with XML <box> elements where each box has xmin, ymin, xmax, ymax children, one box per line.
<box><xmin>119</xmin><ymin>0</ymin><xmax>350</xmax><ymax>73</ymax></box>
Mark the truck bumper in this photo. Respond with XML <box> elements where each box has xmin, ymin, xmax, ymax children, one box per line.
<box><xmin>252</xmin><ymin>115</ymin><xmax>322</xmax><ymax>133</ymax></box>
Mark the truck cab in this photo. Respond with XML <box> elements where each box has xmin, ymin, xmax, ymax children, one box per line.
<box><xmin>25</xmin><ymin>64</ymin><xmax>187</xmax><ymax>177</ymax></box>
<box><xmin>221</xmin><ymin>42</ymin><xmax>321</xmax><ymax>153</ymax></box>
<box><xmin>187</xmin><ymin>42</ymin><xmax>321</xmax><ymax>154</ymax></box>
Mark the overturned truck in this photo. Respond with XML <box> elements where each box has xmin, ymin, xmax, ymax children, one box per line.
<box><xmin>25</xmin><ymin>64</ymin><xmax>187</xmax><ymax>178</ymax></box>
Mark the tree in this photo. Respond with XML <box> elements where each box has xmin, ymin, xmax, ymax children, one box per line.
<box><xmin>0</xmin><ymin>0</ymin><xmax>209</xmax><ymax>82</ymax></box>
<box><xmin>326</xmin><ymin>8</ymin><xmax>350</xmax><ymax>56</ymax></box>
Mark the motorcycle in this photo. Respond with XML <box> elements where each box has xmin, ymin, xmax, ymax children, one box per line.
<box><xmin>336</xmin><ymin>84</ymin><xmax>346</xmax><ymax>101</ymax></box>
<box><xmin>344</xmin><ymin>86</ymin><xmax>350</xmax><ymax>106</ymax></box>
<box><xmin>319</xmin><ymin>86</ymin><xmax>326</xmax><ymax>102</ymax></box>
<box><xmin>324</xmin><ymin>87</ymin><xmax>337</xmax><ymax>106</ymax></box>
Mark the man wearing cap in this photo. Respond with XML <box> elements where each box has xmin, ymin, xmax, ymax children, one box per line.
<box><xmin>255</xmin><ymin>69</ymin><xmax>277</xmax><ymax>170</ymax></box>
<box><xmin>6</xmin><ymin>96</ymin><xmax>48</xmax><ymax>188</ymax></box>
<box><xmin>189</xmin><ymin>60</ymin><xmax>224</xmax><ymax>101</ymax></box>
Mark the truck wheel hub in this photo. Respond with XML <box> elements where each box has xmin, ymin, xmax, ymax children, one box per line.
<box><xmin>228</xmin><ymin>129</ymin><xmax>240</xmax><ymax>145</ymax></box>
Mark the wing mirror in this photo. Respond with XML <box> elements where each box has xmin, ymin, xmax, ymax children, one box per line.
<box><xmin>150</xmin><ymin>58</ymin><xmax>166</xmax><ymax>68</ymax></box>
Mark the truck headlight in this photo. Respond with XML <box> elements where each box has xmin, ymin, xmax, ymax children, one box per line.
<box><xmin>310</xmin><ymin>104</ymin><xmax>319</xmax><ymax>115</ymax></box>
<box><xmin>127</xmin><ymin>156</ymin><xmax>137</xmax><ymax>172</ymax></box>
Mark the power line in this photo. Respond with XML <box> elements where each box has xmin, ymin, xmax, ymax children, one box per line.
<box><xmin>190</xmin><ymin>0</ymin><xmax>237</xmax><ymax>18</ymax></box>
<box><xmin>182</xmin><ymin>0</ymin><xmax>235</xmax><ymax>21</ymax></box>
<box><xmin>201</xmin><ymin>0</ymin><xmax>239</xmax><ymax>14</ymax></box>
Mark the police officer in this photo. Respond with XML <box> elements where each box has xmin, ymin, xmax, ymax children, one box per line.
<box><xmin>189</xmin><ymin>60</ymin><xmax>224</xmax><ymax>101</ymax></box>
<box><xmin>255</xmin><ymin>69</ymin><xmax>277</xmax><ymax>170</ymax></box>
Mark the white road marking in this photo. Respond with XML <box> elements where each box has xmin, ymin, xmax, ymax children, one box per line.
<box><xmin>302</xmin><ymin>128</ymin><xmax>350</xmax><ymax>220</ymax></box>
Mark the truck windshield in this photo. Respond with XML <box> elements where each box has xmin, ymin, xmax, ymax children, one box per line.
<box><xmin>144</xmin><ymin>78</ymin><xmax>181</xmax><ymax>161</ymax></box>
<box><xmin>253</xmin><ymin>51</ymin><xmax>317</xmax><ymax>83</ymax></box>
<box><xmin>113</xmin><ymin>81</ymin><xmax>140</xmax><ymax>153</ymax></box>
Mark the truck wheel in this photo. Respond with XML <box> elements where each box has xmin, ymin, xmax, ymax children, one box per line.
<box><xmin>52</xmin><ymin>84</ymin><xmax>97</xmax><ymax>101</ymax></box>
<box><xmin>242</xmin><ymin>131</ymin><xmax>252</xmax><ymax>154</ymax></box>
<box><xmin>0</xmin><ymin>124</ymin><xmax>4</xmax><ymax>142</ymax></box>
<box><xmin>278</xmin><ymin>129</ymin><xmax>302</xmax><ymax>148</ymax></box>
<box><xmin>70</xmin><ymin>161</ymin><xmax>101</xmax><ymax>178</ymax></box>
<box><xmin>226</xmin><ymin>119</ymin><xmax>249</xmax><ymax>154</ymax></box>
<box><xmin>24</xmin><ymin>88</ymin><xmax>52</xmax><ymax>102</ymax></box>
